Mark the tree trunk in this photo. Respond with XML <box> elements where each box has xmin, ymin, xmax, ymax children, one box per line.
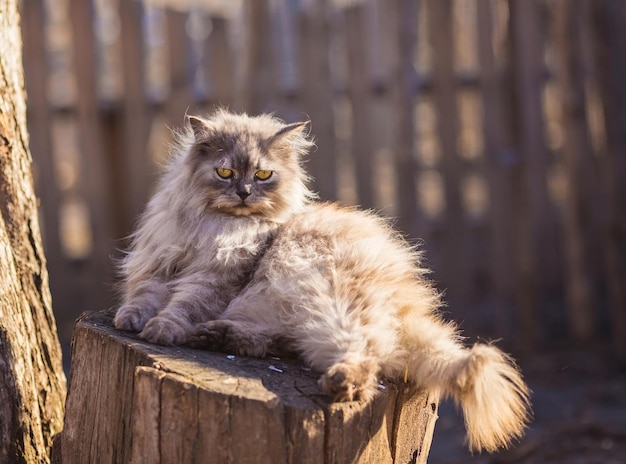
<box><xmin>59</xmin><ymin>311</ymin><xmax>439</xmax><ymax>464</ymax></box>
<box><xmin>0</xmin><ymin>0</ymin><xmax>67</xmax><ymax>462</ymax></box>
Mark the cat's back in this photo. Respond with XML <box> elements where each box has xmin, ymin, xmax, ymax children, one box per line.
<box><xmin>289</xmin><ymin>203</ymin><xmax>390</xmax><ymax>241</ymax></box>
<box><xmin>263</xmin><ymin>202</ymin><xmax>436</xmax><ymax>317</ymax></box>
<box><xmin>275</xmin><ymin>202</ymin><xmax>419</xmax><ymax>271</ymax></box>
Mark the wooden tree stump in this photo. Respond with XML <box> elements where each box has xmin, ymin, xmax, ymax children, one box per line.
<box><xmin>56</xmin><ymin>311</ymin><xmax>439</xmax><ymax>464</ymax></box>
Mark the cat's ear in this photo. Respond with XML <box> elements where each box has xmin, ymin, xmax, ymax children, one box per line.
<box><xmin>267</xmin><ymin>121</ymin><xmax>309</xmax><ymax>147</ymax></box>
<box><xmin>187</xmin><ymin>115</ymin><xmax>213</xmax><ymax>141</ymax></box>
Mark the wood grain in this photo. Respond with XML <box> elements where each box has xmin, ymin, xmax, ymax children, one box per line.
<box><xmin>59</xmin><ymin>311</ymin><xmax>438</xmax><ymax>464</ymax></box>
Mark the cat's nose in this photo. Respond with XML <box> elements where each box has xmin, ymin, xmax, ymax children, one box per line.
<box><xmin>236</xmin><ymin>182</ymin><xmax>252</xmax><ymax>201</ymax></box>
<box><xmin>237</xmin><ymin>190</ymin><xmax>251</xmax><ymax>201</ymax></box>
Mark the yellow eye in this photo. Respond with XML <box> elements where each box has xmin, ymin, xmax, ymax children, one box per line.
<box><xmin>255</xmin><ymin>170</ymin><xmax>273</xmax><ymax>181</ymax></box>
<box><xmin>216</xmin><ymin>168</ymin><xmax>234</xmax><ymax>179</ymax></box>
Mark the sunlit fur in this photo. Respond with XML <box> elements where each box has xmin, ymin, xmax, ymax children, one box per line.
<box><xmin>114</xmin><ymin>109</ymin><xmax>531</xmax><ymax>453</ymax></box>
<box><xmin>114</xmin><ymin>109</ymin><xmax>314</xmax><ymax>344</ymax></box>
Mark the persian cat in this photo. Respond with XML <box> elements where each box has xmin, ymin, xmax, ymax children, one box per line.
<box><xmin>114</xmin><ymin>109</ymin><xmax>530</xmax><ymax>453</ymax></box>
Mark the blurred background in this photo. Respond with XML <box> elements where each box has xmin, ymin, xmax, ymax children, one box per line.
<box><xmin>20</xmin><ymin>0</ymin><xmax>626</xmax><ymax>461</ymax></box>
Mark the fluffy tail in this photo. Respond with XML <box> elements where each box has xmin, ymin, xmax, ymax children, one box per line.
<box><xmin>447</xmin><ymin>343</ymin><xmax>531</xmax><ymax>453</ymax></box>
<box><xmin>400</xmin><ymin>315</ymin><xmax>531</xmax><ymax>452</ymax></box>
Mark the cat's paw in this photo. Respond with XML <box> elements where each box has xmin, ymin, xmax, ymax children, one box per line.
<box><xmin>140</xmin><ymin>316</ymin><xmax>189</xmax><ymax>346</ymax></box>
<box><xmin>188</xmin><ymin>321</ymin><xmax>228</xmax><ymax>350</ymax></box>
<box><xmin>319</xmin><ymin>359</ymin><xmax>379</xmax><ymax>402</ymax></box>
<box><xmin>190</xmin><ymin>321</ymin><xmax>269</xmax><ymax>357</ymax></box>
<box><xmin>114</xmin><ymin>304</ymin><xmax>153</xmax><ymax>332</ymax></box>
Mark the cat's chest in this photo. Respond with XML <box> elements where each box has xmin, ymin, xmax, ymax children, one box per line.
<box><xmin>193</xmin><ymin>219</ymin><xmax>277</xmax><ymax>269</ymax></box>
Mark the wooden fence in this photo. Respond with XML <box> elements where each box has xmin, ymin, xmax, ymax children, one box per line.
<box><xmin>20</xmin><ymin>0</ymin><xmax>626</xmax><ymax>359</ymax></box>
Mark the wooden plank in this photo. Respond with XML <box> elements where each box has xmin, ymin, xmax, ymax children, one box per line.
<box><xmin>345</xmin><ymin>4</ymin><xmax>375</xmax><ymax>210</ymax></box>
<box><xmin>118</xmin><ymin>0</ymin><xmax>153</xmax><ymax>236</ymax></box>
<box><xmin>238</xmin><ymin>0</ymin><xmax>276</xmax><ymax>114</ymax></box>
<box><xmin>427</xmin><ymin>0</ymin><xmax>469</xmax><ymax>312</ymax></box>
<box><xmin>270</xmin><ymin>1</ymin><xmax>300</xmax><ymax>122</ymax></box>
<box><xmin>363</xmin><ymin>0</ymin><xmax>396</xmax><ymax>216</ymax></box>
<box><xmin>591</xmin><ymin>0</ymin><xmax>626</xmax><ymax>360</ymax></box>
<box><xmin>59</xmin><ymin>311</ymin><xmax>438</xmax><ymax>463</ymax></box>
<box><xmin>553</xmin><ymin>0</ymin><xmax>595</xmax><ymax>342</ymax></box>
<box><xmin>22</xmin><ymin>0</ymin><xmax>60</xmax><ymax>259</ymax></box>
<box><xmin>21</xmin><ymin>0</ymin><xmax>70</xmax><ymax>327</ymax></box>
<box><xmin>22</xmin><ymin>1</ymin><xmax>84</xmax><ymax>339</ymax></box>
<box><xmin>476</xmin><ymin>0</ymin><xmax>516</xmax><ymax>337</ymax></box>
<box><xmin>390</xmin><ymin>0</ymin><xmax>421</xmax><ymax>236</ymax></box>
<box><xmin>165</xmin><ymin>9</ymin><xmax>195</xmax><ymax>126</ymax></box>
<box><xmin>359</xmin><ymin>0</ymin><xmax>400</xmax><ymax>217</ymax></box>
<box><xmin>204</xmin><ymin>16</ymin><xmax>235</xmax><ymax>108</ymax></box>
<box><xmin>573</xmin><ymin>0</ymin><xmax>604</xmax><ymax>318</ymax></box>
<box><xmin>508</xmin><ymin>0</ymin><xmax>554</xmax><ymax>349</ymax></box>
<box><xmin>297</xmin><ymin>0</ymin><xmax>337</xmax><ymax>201</ymax></box>
<box><xmin>99</xmin><ymin>108</ymin><xmax>127</xmax><ymax>238</ymax></box>
<box><xmin>69</xmin><ymin>0</ymin><xmax>115</xmax><ymax>312</ymax></box>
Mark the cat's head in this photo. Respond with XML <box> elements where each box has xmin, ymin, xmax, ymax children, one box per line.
<box><xmin>178</xmin><ymin>109</ymin><xmax>316</xmax><ymax>221</ymax></box>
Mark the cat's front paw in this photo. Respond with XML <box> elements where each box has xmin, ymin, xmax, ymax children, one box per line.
<box><xmin>188</xmin><ymin>321</ymin><xmax>228</xmax><ymax>350</ymax></box>
<box><xmin>319</xmin><ymin>360</ymin><xmax>378</xmax><ymax>402</ymax></box>
<box><xmin>114</xmin><ymin>304</ymin><xmax>153</xmax><ymax>332</ymax></box>
<box><xmin>190</xmin><ymin>321</ymin><xmax>269</xmax><ymax>358</ymax></box>
<box><xmin>140</xmin><ymin>316</ymin><xmax>189</xmax><ymax>346</ymax></box>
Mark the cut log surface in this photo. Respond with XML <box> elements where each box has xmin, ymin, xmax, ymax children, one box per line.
<box><xmin>58</xmin><ymin>311</ymin><xmax>439</xmax><ymax>464</ymax></box>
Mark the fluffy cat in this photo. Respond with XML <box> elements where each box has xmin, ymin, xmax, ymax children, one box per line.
<box><xmin>114</xmin><ymin>109</ymin><xmax>531</xmax><ymax>453</ymax></box>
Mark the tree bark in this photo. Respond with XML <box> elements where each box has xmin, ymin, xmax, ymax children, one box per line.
<box><xmin>0</xmin><ymin>1</ymin><xmax>67</xmax><ymax>462</ymax></box>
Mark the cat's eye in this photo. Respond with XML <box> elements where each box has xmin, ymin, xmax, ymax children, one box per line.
<box><xmin>255</xmin><ymin>170</ymin><xmax>273</xmax><ymax>181</ymax></box>
<box><xmin>216</xmin><ymin>168</ymin><xmax>234</xmax><ymax>179</ymax></box>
